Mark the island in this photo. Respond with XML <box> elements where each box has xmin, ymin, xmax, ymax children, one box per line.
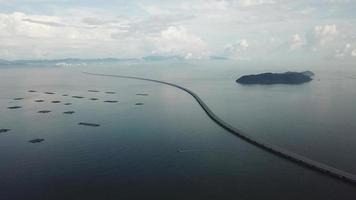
<box><xmin>236</xmin><ymin>71</ymin><xmax>314</xmax><ymax>85</ymax></box>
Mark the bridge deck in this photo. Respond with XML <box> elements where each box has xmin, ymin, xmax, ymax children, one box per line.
<box><xmin>84</xmin><ymin>72</ymin><xmax>356</xmax><ymax>184</ymax></box>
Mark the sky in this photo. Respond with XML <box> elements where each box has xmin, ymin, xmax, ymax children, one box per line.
<box><xmin>0</xmin><ymin>0</ymin><xmax>356</xmax><ymax>64</ymax></box>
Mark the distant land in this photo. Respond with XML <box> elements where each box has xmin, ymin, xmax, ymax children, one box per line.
<box><xmin>0</xmin><ymin>58</ymin><xmax>139</xmax><ymax>66</ymax></box>
<box><xmin>236</xmin><ymin>71</ymin><xmax>314</xmax><ymax>85</ymax></box>
<box><xmin>0</xmin><ymin>55</ymin><xmax>229</xmax><ymax>66</ymax></box>
<box><xmin>209</xmin><ymin>56</ymin><xmax>229</xmax><ymax>60</ymax></box>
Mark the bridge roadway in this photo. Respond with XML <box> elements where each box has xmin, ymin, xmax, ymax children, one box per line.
<box><xmin>84</xmin><ymin>72</ymin><xmax>356</xmax><ymax>185</ymax></box>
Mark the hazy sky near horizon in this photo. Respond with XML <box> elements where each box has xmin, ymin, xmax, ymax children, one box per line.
<box><xmin>0</xmin><ymin>0</ymin><xmax>356</xmax><ymax>64</ymax></box>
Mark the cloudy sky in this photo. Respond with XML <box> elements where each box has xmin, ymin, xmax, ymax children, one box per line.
<box><xmin>0</xmin><ymin>0</ymin><xmax>356</xmax><ymax>63</ymax></box>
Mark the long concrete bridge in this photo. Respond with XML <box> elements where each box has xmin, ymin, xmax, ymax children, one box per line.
<box><xmin>84</xmin><ymin>72</ymin><xmax>356</xmax><ymax>185</ymax></box>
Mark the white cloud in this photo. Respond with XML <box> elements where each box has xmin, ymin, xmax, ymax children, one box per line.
<box><xmin>327</xmin><ymin>0</ymin><xmax>351</xmax><ymax>3</ymax></box>
<box><xmin>239</xmin><ymin>0</ymin><xmax>276</xmax><ymax>7</ymax></box>
<box><xmin>148</xmin><ymin>26</ymin><xmax>208</xmax><ymax>58</ymax></box>
<box><xmin>240</xmin><ymin>39</ymin><xmax>249</xmax><ymax>49</ymax></box>
<box><xmin>0</xmin><ymin>12</ymin><xmax>60</xmax><ymax>38</ymax></box>
<box><xmin>224</xmin><ymin>39</ymin><xmax>249</xmax><ymax>53</ymax></box>
<box><xmin>0</xmin><ymin>1</ymin><xmax>356</xmax><ymax>63</ymax></box>
<box><xmin>0</xmin><ymin>12</ymin><xmax>117</xmax><ymax>40</ymax></box>
<box><xmin>141</xmin><ymin>5</ymin><xmax>173</xmax><ymax>16</ymax></box>
<box><xmin>0</xmin><ymin>11</ymin><xmax>128</xmax><ymax>59</ymax></box>
<box><xmin>0</xmin><ymin>9</ymin><xmax>199</xmax><ymax>59</ymax></box>
<box><xmin>304</xmin><ymin>24</ymin><xmax>342</xmax><ymax>54</ymax></box>
<box><xmin>335</xmin><ymin>43</ymin><xmax>353</xmax><ymax>58</ymax></box>
<box><xmin>314</xmin><ymin>24</ymin><xmax>337</xmax><ymax>37</ymax></box>
<box><xmin>312</xmin><ymin>24</ymin><xmax>338</xmax><ymax>46</ymax></box>
<box><xmin>179</xmin><ymin>0</ymin><xmax>229</xmax><ymax>11</ymax></box>
<box><xmin>335</xmin><ymin>49</ymin><xmax>344</xmax><ymax>58</ymax></box>
<box><xmin>290</xmin><ymin>33</ymin><xmax>305</xmax><ymax>49</ymax></box>
<box><xmin>351</xmin><ymin>49</ymin><xmax>356</xmax><ymax>57</ymax></box>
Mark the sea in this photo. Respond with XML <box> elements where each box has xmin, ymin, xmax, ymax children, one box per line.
<box><xmin>0</xmin><ymin>60</ymin><xmax>355</xmax><ymax>199</ymax></box>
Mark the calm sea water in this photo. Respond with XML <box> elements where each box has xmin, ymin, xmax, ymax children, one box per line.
<box><xmin>0</xmin><ymin>61</ymin><xmax>355</xmax><ymax>199</ymax></box>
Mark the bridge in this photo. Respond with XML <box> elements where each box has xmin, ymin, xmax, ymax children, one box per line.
<box><xmin>84</xmin><ymin>72</ymin><xmax>356</xmax><ymax>185</ymax></box>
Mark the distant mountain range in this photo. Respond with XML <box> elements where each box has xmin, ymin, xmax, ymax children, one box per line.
<box><xmin>0</xmin><ymin>58</ymin><xmax>139</xmax><ymax>66</ymax></box>
<box><xmin>0</xmin><ymin>56</ymin><xmax>229</xmax><ymax>66</ymax></box>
